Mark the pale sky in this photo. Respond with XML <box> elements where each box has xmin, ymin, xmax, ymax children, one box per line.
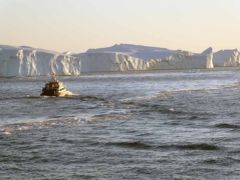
<box><xmin>0</xmin><ymin>0</ymin><xmax>240</xmax><ymax>53</ymax></box>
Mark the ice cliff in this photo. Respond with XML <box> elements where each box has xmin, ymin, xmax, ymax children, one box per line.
<box><xmin>85</xmin><ymin>44</ymin><xmax>213</xmax><ymax>71</ymax></box>
<box><xmin>77</xmin><ymin>52</ymin><xmax>148</xmax><ymax>73</ymax></box>
<box><xmin>5</xmin><ymin>43</ymin><xmax>240</xmax><ymax>77</ymax></box>
<box><xmin>0</xmin><ymin>45</ymin><xmax>81</xmax><ymax>77</ymax></box>
<box><xmin>148</xmin><ymin>49</ymin><xmax>213</xmax><ymax>70</ymax></box>
<box><xmin>213</xmin><ymin>49</ymin><xmax>240</xmax><ymax>67</ymax></box>
<box><xmin>82</xmin><ymin>45</ymin><xmax>240</xmax><ymax>71</ymax></box>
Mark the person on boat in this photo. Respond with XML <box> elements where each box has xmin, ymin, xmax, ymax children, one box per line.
<box><xmin>51</xmin><ymin>73</ymin><xmax>57</xmax><ymax>82</ymax></box>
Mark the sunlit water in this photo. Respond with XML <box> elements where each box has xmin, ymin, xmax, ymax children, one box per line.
<box><xmin>0</xmin><ymin>69</ymin><xmax>240</xmax><ymax>179</ymax></box>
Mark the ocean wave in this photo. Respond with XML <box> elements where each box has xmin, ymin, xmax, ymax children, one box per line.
<box><xmin>120</xmin><ymin>87</ymin><xmax>222</xmax><ymax>105</ymax></box>
<box><xmin>222</xmin><ymin>82</ymin><xmax>240</xmax><ymax>89</ymax></box>
<box><xmin>63</xmin><ymin>95</ymin><xmax>108</xmax><ymax>101</ymax></box>
<box><xmin>156</xmin><ymin>143</ymin><xmax>220</xmax><ymax>151</ymax></box>
<box><xmin>203</xmin><ymin>157</ymin><xmax>240</xmax><ymax>165</ymax></box>
<box><xmin>105</xmin><ymin>141</ymin><xmax>152</xmax><ymax>150</ymax></box>
<box><xmin>105</xmin><ymin>141</ymin><xmax>220</xmax><ymax>151</ymax></box>
<box><xmin>174</xmin><ymin>143</ymin><xmax>220</xmax><ymax>151</ymax></box>
<box><xmin>214</xmin><ymin>123</ymin><xmax>240</xmax><ymax>129</ymax></box>
<box><xmin>91</xmin><ymin>112</ymin><xmax>129</xmax><ymax>121</ymax></box>
<box><xmin>128</xmin><ymin>102</ymin><xmax>215</xmax><ymax>118</ymax></box>
<box><xmin>0</xmin><ymin>94</ymin><xmax>108</xmax><ymax>102</ymax></box>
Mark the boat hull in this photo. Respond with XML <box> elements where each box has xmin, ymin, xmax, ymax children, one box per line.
<box><xmin>40</xmin><ymin>89</ymin><xmax>73</xmax><ymax>97</ymax></box>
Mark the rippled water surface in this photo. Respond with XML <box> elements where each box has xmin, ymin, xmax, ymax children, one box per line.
<box><xmin>0</xmin><ymin>69</ymin><xmax>240</xmax><ymax>179</ymax></box>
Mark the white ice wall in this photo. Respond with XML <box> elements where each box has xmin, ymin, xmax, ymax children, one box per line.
<box><xmin>1</xmin><ymin>44</ymin><xmax>231</xmax><ymax>77</ymax></box>
<box><xmin>78</xmin><ymin>52</ymin><xmax>148</xmax><ymax>73</ymax></box>
<box><xmin>213</xmin><ymin>49</ymin><xmax>240</xmax><ymax>67</ymax></box>
<box><xmin>148</xmin><ymin>51</ymin><xmax>213</xmax><ymax>70</ymax></box>
<box><xmin>0</xmin><ymin>46</ymin><xmax>81</xmax><ymax>77</ymax></box>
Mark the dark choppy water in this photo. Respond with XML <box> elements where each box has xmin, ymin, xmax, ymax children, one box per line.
<box><xmin>0</xmin><ymin>69</ymin><xmax>240</xmax><ymax>179</ymax></box>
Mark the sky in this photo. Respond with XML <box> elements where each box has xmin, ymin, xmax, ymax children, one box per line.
<box><xmin>0</xmin><ymin>0</ymin><xmax>240</xmax><ymax>53</ymax></box>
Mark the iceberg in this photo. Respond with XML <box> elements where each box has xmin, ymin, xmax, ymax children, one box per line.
<box><xmin>201</xmin><ymin>47</ymin><xmax>213</xmax><ymax>55</ymax></box>
<box><xmin>77</xmin><ymin>52</ymin><xmax>148</xmax><ymax>73</ymax></box>
<box><xmin>0</xmin><ymin>44</ymin><xmax>217</xmax><ymax>77</ymax></box>
<box><xmin>83</xmin><ymin>44</ymin><xmax>214</xmax><ymax>72</ymax></box>
<box><xmin>0</xmin><ymin>45</ymin><xmax>148</xmax><ymax>77</ymax></box>
<box><xmin>87</xmin><ymin>43</ymin><xmax>177</xmax><ymax>60</ymax></box>
<box><xmin>213</xmin><ymin>49</ymin><xmax>240</xmax><ymax>67</ymax></box>
<box><xmin>0</xmin><ymin>45</ymin><xmax>81</xmax><ymax>77</ymax></box>
<box><xmin>148</xmin><ymin>49</ymin><xmax>213</xmax><ymax>70</ymax></box>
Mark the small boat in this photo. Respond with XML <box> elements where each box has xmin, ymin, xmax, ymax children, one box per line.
<box><xmin>40</xmin><ymin>73</ymin><xmax>73</xmax><ymax>97</ymax></box>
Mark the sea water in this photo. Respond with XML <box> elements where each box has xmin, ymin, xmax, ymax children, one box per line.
<box><xmin>0</xmin><ymin>69</ymin><xmax>240</xmax><ymax>179</ymax></box>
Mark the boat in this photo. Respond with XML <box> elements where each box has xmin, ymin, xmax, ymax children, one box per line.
<box><xmin>40</xmin><ymin>73</ymin><xmax>73</xmax><ymax>97</ymax></box>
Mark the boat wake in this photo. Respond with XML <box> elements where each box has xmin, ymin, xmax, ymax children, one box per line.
<box><xmin>0</xmin><ymin>116</ymin><xmax>87</xmax><ymax>135</ymax></box>
<box><xmin>0</xmin><ymin>110</ymin><xmax>130</xmax><ymax>135</ymax></box>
